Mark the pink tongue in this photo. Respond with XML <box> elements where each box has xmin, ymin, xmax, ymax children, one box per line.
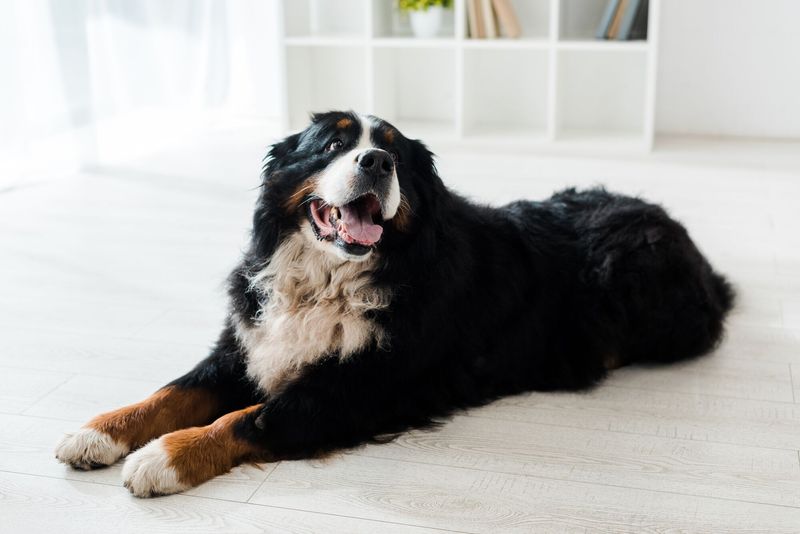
<box><xmin>340</xmin><ymin>204</ymin><xmax>383</xmax><ymax>245</ymax></box>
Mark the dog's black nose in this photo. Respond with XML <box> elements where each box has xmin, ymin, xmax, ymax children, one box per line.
<box><xmin>357</xmin><ymin>149</ymin><xmax>393</xmax><ymax>180</ymax></box>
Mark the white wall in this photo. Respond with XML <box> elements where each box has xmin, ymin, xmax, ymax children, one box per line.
<box><xmin>656</xmin><ymin>0</ymin><xmax>800</xmax><ymax>139</ymax></box>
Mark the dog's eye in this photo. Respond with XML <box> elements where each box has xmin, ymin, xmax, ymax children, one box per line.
<box><xmin>327</xmin><ymin>139</ymin><xmax>344</xmax><ymax>152</ymax></box>
<box><xmin>389</xmin><ymin>150</ymin><xmax>400</xmax><ymax>163</ymax></box>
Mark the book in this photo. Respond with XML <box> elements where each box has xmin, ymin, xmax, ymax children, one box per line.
<box><xmin>480</xmin><ymin>0</ymin><xmax>498</xmax><ymax>39</ymax></box>
<box><xmin>628</xmin><ymin>0</ymin><xmax>649</xmax><ymax>40</ymax></box>
<box><xmin>616</xmin><ymin>0</ymin><xmax>643</xmax><ymax>40</ymax></box>
<box><xmin>606</xmin><ymin>0</ymin><xmax>628</xmax><ymax>39</ymax></box>
<box><xmin>491</xmin><ymin>0</ymin><xmax>521</xmax><ymax>38</ymax></box>
<box><xmin>467</xmin><ymin>0</ymin><xmax>485</xmax><ymax>38</ymax></box>
<box><xmin>595</xmin><ymin>0</ymin><xmax>621</xmax><ymax>40</ymax></box>
<box><xmin>467</xmin><ymin>0</ymin><xmax>483</xmax><ymax>39</ymax></box>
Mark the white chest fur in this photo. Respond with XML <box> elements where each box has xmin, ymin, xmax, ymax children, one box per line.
<box><xmin>235</xmin><ymin>229</ymin><xmax>391</xmax><ymax>394</ymax></box>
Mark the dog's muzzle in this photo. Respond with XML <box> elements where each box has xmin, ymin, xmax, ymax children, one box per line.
<box><xmin>307</xmin><ymin>148</ymin><xmax>398</xmax><ymax>257</ymax></box>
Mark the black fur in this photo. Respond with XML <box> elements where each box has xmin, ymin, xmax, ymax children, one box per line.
<box><xmin>171</xmin><ymin>111</ymin><xmax>735</xmax><ymax>460</ymax></box>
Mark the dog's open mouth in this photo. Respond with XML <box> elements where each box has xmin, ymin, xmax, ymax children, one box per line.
<box><xmin>308</xmin><ymin>194</ymin><xmax>384</xmax><ymax>255</ymax></box>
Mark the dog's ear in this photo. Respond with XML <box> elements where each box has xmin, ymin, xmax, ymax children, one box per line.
<box><xmin>408</xmin><ymin>138</ymin><xmax>446</xmax><ymax>207</ymax></box>
<box><xmin>309</xmin><ymin>112</ymin><xmax>331</xmax><ymax>124</ymax></box>
<box><xmin>409</xmin><ymin>139</ymin><xmax>437</xmax><ymax>178</ymax></box>
<box><xmin>251</xmin><ymin>132</ymin><xmax>302</xmax><ymax>259</ymax></box>
<box><xmin>263</xmin><ymin>132</ymin><xmax>301</xmax><ymax>177</ymax></box>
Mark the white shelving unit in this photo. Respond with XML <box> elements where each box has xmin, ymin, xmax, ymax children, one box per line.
<box><xmin>279</xmin><ymin>0</ymin><xmax>659</xmax><ymax>151</ymax></box>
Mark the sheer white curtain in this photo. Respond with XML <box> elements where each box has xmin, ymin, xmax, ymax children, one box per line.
<box><xmin>1</xmin><ymin>0</ymin><xmax>281</xmax><ymax>185</ymax></box>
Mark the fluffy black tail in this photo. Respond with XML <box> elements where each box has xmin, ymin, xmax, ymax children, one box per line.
<box><xmin>634</xmin><ymin>267</ymin><xmax>736</xmax><ymax>365</ymax></box>
<box><xmin>712</xmin><ymin>272</ymin><xmax>736</xmax><ymax>317</ymax></box>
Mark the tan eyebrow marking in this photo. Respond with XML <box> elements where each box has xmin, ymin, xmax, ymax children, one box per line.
<box><xmin>384</xmin><ymin>128</ymin><xmax>395</xmax><ymax>143</ymax></box>
<box><xmin>336</xmin><ymin>118</ymin><xmax>353</xmax><ymax>129</ymax></box>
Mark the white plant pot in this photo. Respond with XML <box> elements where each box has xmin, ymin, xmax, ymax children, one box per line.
<box><xmin>409</xmin><ymin>6</ymin><xmax>443</xmax><ymax>38</ymax></box>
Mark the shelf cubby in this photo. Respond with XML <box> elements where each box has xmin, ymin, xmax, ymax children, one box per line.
<box><xmin>279</xmin><ymin>0</ymin><xmax>659</xmax><ymax>151</ymax></box>
<box><xmin>373</xmin><ymin>47</ymin><xmax>457</xmax><ymax>138</ymax></box>
<box><xmin>556</xmin><ymin>49</ymin><xmax>647</xmax><ymax>140</ymax></box>
<box><xmin>283</xmin><ymin>0</ymin><xmax>366</xmax><ymax>38</ymax></box>
<box><xmin>559</xmin><ymin>0</ymin><xmax>613</xmax><ymax>41</ymax></box>
<box><xmin>506</xmin><ymin>0</ymin><xmax>551</xmax><ymax>40</ymax></box>
<box><xmin>285</xmin><ymin>46</ymin><xmax>368</xmax><ymax>131</ymax></box>
<box><xmin>462</xmin><ymin>49</ymin><xmax>549</xmax><ymax>138</ymax></box>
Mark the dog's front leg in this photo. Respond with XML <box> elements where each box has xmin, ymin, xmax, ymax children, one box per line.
<box><xmin>54</xmin><ymin>384</ymin><xmax>221</xmax><ymax>470</ymax></box>
<box><xmin>120</xmin><ymin>358</ymin><xmax>422</xmax><ymax>498</ymax></box>
<box><xmin>119</xmin><ymin>385</ymin><xmax>373</xmax><ymax>498</ymax></box>
<box><xmin>121</xmin><ymin>404</ymin><xmax>264</xmax><ymax>497</ymax></box>
<box><xmin>55</xmin><ymin>326</ymin><xmax>257</xmax><ymax>470</ymax></box>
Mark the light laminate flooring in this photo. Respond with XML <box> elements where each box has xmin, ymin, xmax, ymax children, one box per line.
<box><xmin>2</xmin><ymin>127</ymin><xmax>800</xmax><ymax>533</ymax></box>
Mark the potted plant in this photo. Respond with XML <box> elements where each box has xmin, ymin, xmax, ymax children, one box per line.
<box><xmin>398</xmin><ymin>0</ymin><xmax>452</xmax><ymax>38</ymax></box>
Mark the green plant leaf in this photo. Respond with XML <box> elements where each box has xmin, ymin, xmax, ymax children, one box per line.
<box><xmin>397</xmin><ymin>0</ymin><xmax>452</xmax><ymax>12</ymax></box>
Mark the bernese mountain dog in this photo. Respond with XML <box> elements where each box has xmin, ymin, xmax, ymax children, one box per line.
<box><xmin>55</xmin><ymin>111</ymin><xmax>734</xmax><ymax>497</ymax></box>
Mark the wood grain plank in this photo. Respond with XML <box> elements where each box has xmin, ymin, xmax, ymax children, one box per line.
<box><xmin>0</xmin><ymin>471</ymin><xmax>453</xmax><ymax>534</ymax></box>
<box><xmin>130</xmin><ymin>308</ymin><xmax>227</xmax><ymax>346</ymax></box>
<box><xmin>725</xmin><ymin>292</ymin><xmax>785</xmax><ymax>329</ymax></box>
<box><xmin>352</xmin><ymin>414</ymin><xmax>800</xmax><ymax>507</ymax></box>
<box><xmin>0</xmin><ymin>413</ymin><xmax>119</xmax><ymax>485</ymax></box>
<box><xmin>0</xmin><ymin>332</ymin><xmax>202</xmax><ymax>383</ymax></box>
<box><xmin>0</xmin><ymin>296</ymin><xmax>168</xmax><ymax>339</ymax></box>
<box><xmin>784</xmin><ymin>300</ymin><xmax>800</xmax><ymax>331</ymax></box>
<box><xmin>470</xmin><ymin>385</ymin><xmax>800</xmax><ymax>450</ymax></box>
<box><xmin>251</xmin><ymin>455</ymin><xmax>800</xmax><ymax>533</ymax></box>
<box><xmin>22</xmin><ymin>375</ymin><xmax>164</xmax><ymax>422</ymax></box>
<box><xmin>0</xmin><ymin>366</ymin><xmax>72</xmax><ymax>415</ymax></box>
<box><xmin>718</xmin><ymin>323</ymin><xmax>800</xmax><ymax>364</ymax></box>
<box><xmin>604</xmin><ymin>354</ymin><xmax>794</xmax><ymax>402</ymax></box>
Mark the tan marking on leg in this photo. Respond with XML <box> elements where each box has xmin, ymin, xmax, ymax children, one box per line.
<box><xmin>336</xmin><ymin>117</ymin><xmax>352</xmax><ymax>129</ymax></box>
<box><xmin>163</xmin><ymin>404</ymin><xmax>264</xmax><ymax>488</ymax></box>
<box><xmin>87</xmin><ymin>386</ymin><xmax>218</xmax><ymax>450</ymax></box>
<box><xmin>283</xmin><ymin>178</ymin><xmax>318</xmax><ymax>214</ymax></box>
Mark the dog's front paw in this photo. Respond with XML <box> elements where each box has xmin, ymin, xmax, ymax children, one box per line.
<box><xmin>55</xmin><ymin>428</ymin><xmax>129</xmax><ymax>470</ymax></box>
<box><xmin>122</xmin><ymin>437</ymin><xmax>189</xmax><ymax>498</ymax></box>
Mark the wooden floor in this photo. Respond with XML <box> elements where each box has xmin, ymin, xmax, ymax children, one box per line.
<box><xmin>2</xmin><ymin>128</ymin><xmax>800</xmax><ymax>533</ymax></box>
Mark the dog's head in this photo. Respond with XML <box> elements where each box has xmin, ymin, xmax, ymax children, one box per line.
<box><xmin>255</xmin><ymin>111</ymin><xmax>441</xmax><ymax>262</ymax></box>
